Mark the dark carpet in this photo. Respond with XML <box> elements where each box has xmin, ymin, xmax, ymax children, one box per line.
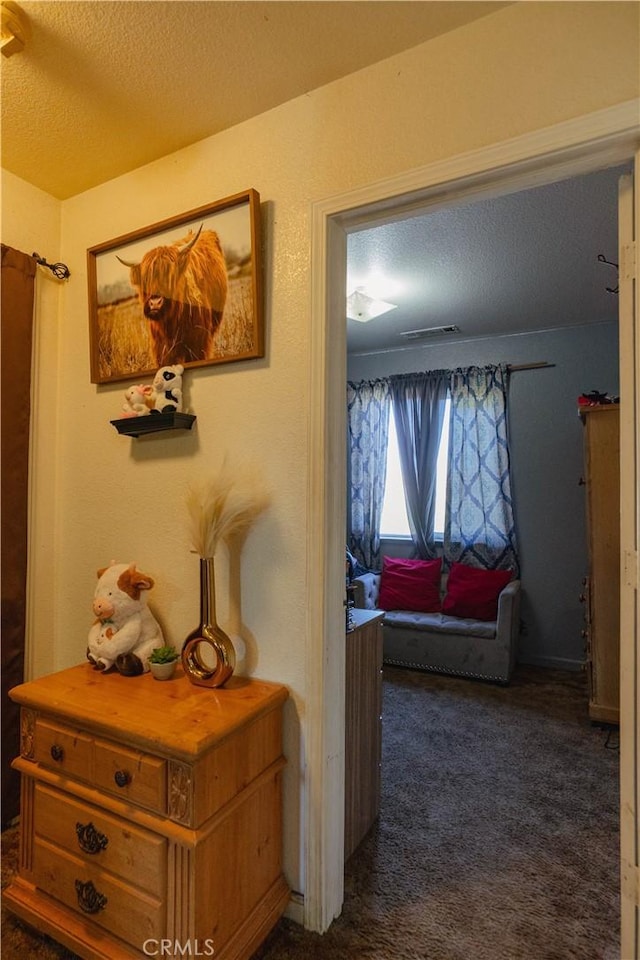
<box><xmin>2</xmin><ymin>665</ymin><xmax>619</xmax><ymax>959</ymax></box>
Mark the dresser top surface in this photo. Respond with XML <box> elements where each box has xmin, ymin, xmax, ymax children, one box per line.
<box><xmin>10</xmin><ymin>664</ymin><xmax>288</xmax><ymax>760</ymax></box>
<box><xmin>348</xmin><ymin>608</ymin><xmax>385</xmax><ymax>632</ymax></box>
<box><xmin>578</xmin><ymin>403</ymin><xmax>620</xmax><ymax>418</ymax></box>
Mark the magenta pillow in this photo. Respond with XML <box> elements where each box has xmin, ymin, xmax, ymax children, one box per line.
<box><xmin>378</xmin><ymin>556</ymin><xmax>442</xmax><ymax>613</ymax></box>
<box><xmin>442</xmin><ymin>563</ymin><xmax>512</xmax><ymax>621</ymax></box>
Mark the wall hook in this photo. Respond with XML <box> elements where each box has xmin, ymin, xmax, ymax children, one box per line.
<box><xmin>597</xmin><ymin>253</ymin><xmax>618</xmax><ymax>295</ymax></box>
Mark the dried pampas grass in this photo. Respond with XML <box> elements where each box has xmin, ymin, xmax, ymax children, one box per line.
<box><xmin>185</xmin><ymin>459</ymin><xmax>269</xmax><ymax>558</ymax></box>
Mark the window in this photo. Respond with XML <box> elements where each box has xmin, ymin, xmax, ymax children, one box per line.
<box><xmin>380</xmin><ymin>398</ymin><xmax>451</xmax><ymax>538</ymax></box>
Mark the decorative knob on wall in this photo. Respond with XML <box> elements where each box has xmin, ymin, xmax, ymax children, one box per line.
<box><xmin>1</xmin><ymin>1</ymin><xmax>30</xmax><ymax>57</ymax></box>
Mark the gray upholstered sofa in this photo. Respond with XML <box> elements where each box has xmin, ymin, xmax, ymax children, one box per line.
<box><xmin>351</xmin><ymin>571</ymin><xmax>521</xmax><ymax>684</ymax></box>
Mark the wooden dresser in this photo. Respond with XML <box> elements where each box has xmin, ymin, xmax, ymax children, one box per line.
<box><xmin>4</xmin><ymin>663</ymin><xmax>289</xmax><ymax>959</ymax></box>
<box><xmin>579</xmin><ymin>404</ymin><xmax>620</xmax><ymax>724</ymax></box>
<box><xmin>344</xmin><ymin>608</ymin><xmax>384</xmax><ymax>860</ymax></box>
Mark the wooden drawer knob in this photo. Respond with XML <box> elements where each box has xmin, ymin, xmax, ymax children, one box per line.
<box><xmin>50</xmin><ymin>744</ymin><xmax>64</xmax><ymax>762</ymax></box>
<box><xmin>114</xmin><ymin>770</ymin><xmax>131</xmax><ymax>788</ymax></box>
<box><xmin>75</xmin><ymin>879</ymin><xmax>107</xmax><ymax>914</ymax></box>
<box><xmin>76</xmin><ymin>821</ymin><xmax>108</xmax><ymax>855</ymax></box>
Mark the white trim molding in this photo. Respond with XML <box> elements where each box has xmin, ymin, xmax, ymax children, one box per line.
<box><xmin>617</xmin><ymin>158</ymin><xmax>640</xmax><ymax>960</ymax></box>
<box><xmin>305</xmin><ymin>99</ymin><xmax>640</xmax><ymax>934</ymax></box>
<box><xmin>317</xmin><ymin>99</ymin><xmax>640</xmax><ymax>231</ymax></box>
<box><xmin>285</xmin><ymin>891</ymin><xmax>305</xmax><ymax>927</ymax></box>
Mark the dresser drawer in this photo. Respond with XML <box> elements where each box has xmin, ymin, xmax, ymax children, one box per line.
<box><xmin>93</xmin><ymin>738</ymin><xmax>166</xmax><ymax>814</ymax></box>
<box><xmin>34</xmin><ymin>718</ymin><xmax>92</xmax><ymax>781</ymax></box>
<box><xmin>33</xmin><ymin>836</ymin><xmax>164</xmax><ymax>951</ymax></box>
<box><xmin>33</xmin><ymin>782</ymin><xmax>166</xmax><ymax>897</ymax></box>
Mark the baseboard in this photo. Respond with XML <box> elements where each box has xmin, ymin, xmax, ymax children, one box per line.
<box><xmin>284</xmin><ymin>890</ymin><xmax>305</xmax><ymax>925</ymax></box>
<box><xmin>517</xmin><ymin>655</ymin><xmax>585</xmax><ymax>672</ymax></box>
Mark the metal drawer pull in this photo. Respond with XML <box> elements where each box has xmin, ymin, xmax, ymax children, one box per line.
<box><xmin>114</xmin><ymin>770</ymin><xmax>131</xmax><ymax>788</ymax></box>
<box><xmin>76</xmin><ymin>821</ymin><xmax>108</xmax><ymax>854</ymax></box>
<box><xmin>50</xmin><ymin>744</ymin><xmax>64</xmax><ymax>762</ymax></box>
<box><xmin>75</xmin><ymin>879</ymin><xmax>107</xmax><ymax>914</ymax></box>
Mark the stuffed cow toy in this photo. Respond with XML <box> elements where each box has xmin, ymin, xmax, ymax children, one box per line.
<box><xmin>87</xmin><ymin>562</ymin><xmax>165</xmax><ymax>676</ymax></box>
<box><xmin>149</xmin><ymin>364</ymin><xmax>184</xmax><ymax>414</ymax></box>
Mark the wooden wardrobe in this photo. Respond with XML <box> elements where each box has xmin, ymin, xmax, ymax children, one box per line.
<box><xmin>580</xmin><ymin>404</ymin><xmax>620</xmax><ymax>724</ymax></box>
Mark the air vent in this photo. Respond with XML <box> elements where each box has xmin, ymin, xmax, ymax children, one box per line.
<box><xmin>399</xmin><ymin>325</ymin><xmax>460</xmax><ymax>341</ymax></box>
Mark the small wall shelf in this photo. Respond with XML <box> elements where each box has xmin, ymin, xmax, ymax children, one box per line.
<box><xmin>111</xmin><ymin>413</ymin><xmax>196</xmax><ymax>437</ymax></box>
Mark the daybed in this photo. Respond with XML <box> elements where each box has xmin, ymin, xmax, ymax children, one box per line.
<box><xmin>351</xmin><ymin>562</ymin><xmax>521</xmax><ymax>684</ymax></box>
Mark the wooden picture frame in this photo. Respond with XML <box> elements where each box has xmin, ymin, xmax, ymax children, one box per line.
<box><xmin>87</xmin><ymin>189</ymin><xmax>263</xmax><ymax>384</ymax></box>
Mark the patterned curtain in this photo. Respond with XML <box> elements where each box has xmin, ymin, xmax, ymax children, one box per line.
<box><xmin>390</xmin><ymin>370</ymin><xmax>449</xmax><ymax>559</ymax></box>
<box><xmin>347</xmin><ymin>378</ymin><xmax>391</xmax><ymax>570</ymax></box>
<box><xmin>445</xmin><ymin>364</ymin><xmax>518</xmax><ymax>572</ymax></box>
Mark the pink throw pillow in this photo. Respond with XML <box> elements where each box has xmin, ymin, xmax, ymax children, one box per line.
<box><xmin>442</xmin><ymin>562</ymin><xmax>512</xmax><ymax>621</ymax></box>
<box><xmin>378</xmin><ymin>556</ymin><xmax>442</xmax><ymax>613</ymax></box>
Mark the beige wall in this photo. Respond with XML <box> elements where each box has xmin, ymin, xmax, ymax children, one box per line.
<box><xmin>3</xmin><ymin>1</ymin><xmax>638</xmax><ymax>901</ymax></box>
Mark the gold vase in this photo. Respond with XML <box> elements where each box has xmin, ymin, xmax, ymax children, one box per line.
<box><xmin>181</xmin><ymin>557</ymin><xmax>235</xmax><ymax>688</ymax></box>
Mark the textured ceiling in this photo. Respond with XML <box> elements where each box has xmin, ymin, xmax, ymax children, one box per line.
<box><xmin>1</xmin><ymin>0</ymin><xmax>507</xmax><ymax>199</ymax></box>
<box><xmin>1</xmin><ymin>1</ymin><xmax>627</xmax><ymax>350</ymax></box>
<box><xmin>347</xmin><ymin>164</ymin><xmax>629</xmax><ymax>354</ymax></box>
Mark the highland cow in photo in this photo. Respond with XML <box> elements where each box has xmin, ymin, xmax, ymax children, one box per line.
<box><xmin>117</xmin><ymin>224</ymin><xmax>228</xmax><ymax>367</ymax></box>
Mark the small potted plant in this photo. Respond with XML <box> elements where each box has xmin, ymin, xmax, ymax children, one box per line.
<box><xmin>148</xmin><ymin>645</ymin><xmax>179</xmax><ymax>680</ymax></box>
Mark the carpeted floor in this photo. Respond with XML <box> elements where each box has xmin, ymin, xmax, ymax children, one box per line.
<box><xmin>2</xmin><ymin>665</ymin><xmax>619</xmax><ymax>960</ymax></box>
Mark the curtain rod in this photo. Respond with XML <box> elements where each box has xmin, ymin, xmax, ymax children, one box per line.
<box><xmin>507</xmin><ymin>361</ymin><xmax>555</xmax><ymax>373</ymax></box>
<box><xmin>32</xmin><ymin>252</ymin><xmax>70</xmax><ymax>280</ymax></box>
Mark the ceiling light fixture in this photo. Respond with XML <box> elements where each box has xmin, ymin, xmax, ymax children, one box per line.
<box><xmin>346</xmin><ymin>287</ymin><xmax>397</xmax><ymax>324</ymax></box>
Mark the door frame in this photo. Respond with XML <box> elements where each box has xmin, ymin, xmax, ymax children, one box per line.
<box><xmin>306</xmin><ymin>99</ymin><xmax>640</xmax><ymax>937</ymax></box>
<box><xmin>618</xmin><ymin>165</ymin><xmax>639</xmax><ymax>959</ymax></box>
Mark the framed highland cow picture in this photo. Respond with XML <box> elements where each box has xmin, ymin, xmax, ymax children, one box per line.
<box><xmin>87</xmin><ymin>189</ymin><xmax>263</xmax><ymax>384</ymax></box>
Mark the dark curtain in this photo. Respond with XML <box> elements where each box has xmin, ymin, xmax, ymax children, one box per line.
<box><xmin>1</xmin><ymin>245</ymin><xmax>36</xmax><ymax>828</ymax></box>
<box><xmin>390</xmin><ymin>370</ymin><xmax>449</xmax><ymax>559</ymax></box>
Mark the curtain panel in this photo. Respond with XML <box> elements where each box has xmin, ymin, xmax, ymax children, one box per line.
<box><xmin>445</xmin><ymin>364</ymin><xmax>519</xmax><ymax>573</ymax></box>
<box><xmin>347</xmin><ymin>378</ymin><xmax>391</xmax><ymax>570</ymax></box>
<box><xmin>1</xmin><ymin>245</ymin><xmax>37</xmax><ymax>827</ymax></box>
<box><xmin>389</xmin><ymin>370</ymin><xmax>449</xmax><ymax>559</ymax></box>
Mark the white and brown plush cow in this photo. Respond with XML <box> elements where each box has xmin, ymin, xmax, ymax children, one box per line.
<box><xmin>87</xmin><ymin>562</ymin><xmax>165</xmax><ymax>676</ymax></box>
<box><xmin>149</xmin><ymin>364</ymin><xmax>184</xmax><ymax>414</ymax></box>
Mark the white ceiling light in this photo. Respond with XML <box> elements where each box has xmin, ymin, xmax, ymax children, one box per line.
<box><xmin>346</xmin><ymin>287</ymin><xmax>398</xmax><ymax>323</ymax></box>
